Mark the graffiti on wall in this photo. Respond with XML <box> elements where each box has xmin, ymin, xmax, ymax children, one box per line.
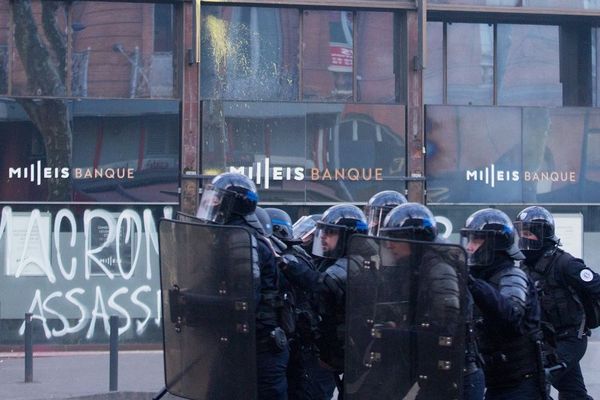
<box><xmin>0</xmin><ymin>206</ymin><xmax>172</xmax><ymax>340</ymax></box>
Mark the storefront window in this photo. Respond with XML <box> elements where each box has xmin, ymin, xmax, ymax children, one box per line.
<box><xmin>0</xmin><ymin>98</ymin><xmax>180</xmax><ymax>203</ymax></box>
<box><xmin>201</xmin><ymin>6</ymin><xmax>401</xmax><ymax>104</ymax></box>
<box><xmin>356</xmin><ymin>11</ymin><xmax>397</xmax><ymax>103</ymax></box>
<box><xmin>71</xmin><ymin>1</ymin><xmax>175</xmax><ymax>98</ymax></box>
<box><xmin>201</xmin><ymin>5</ymin><xmax>300</xmax><ymax>101</ymax></box>
<box><xmin>302</xmin><ymin>10</ymin><xmax>354</xmax><ymax>102</ymax></box>
<box><xmin>425</xmin><ymin>22</ymin><xmax>444</xmax><ymax>104</ymax></box>
<box><xmin>0</xmin><ymin>1</ymin><xmax>8</xmax><ymax>95</ymax></box>
<box><xmin>429</xmin><ymin>0</ymin><xmax>600</xmax><ymax>9</ymax></box>
<box><xmin>202</xmin><ymin>101</ymin><xmax>406</xmax><ymax>203</ymax></box>
<box><xmin>497</xmin><ymin>24</ymin><xmax>561</xmax><ymax>106</ymax></box>
<box><xmin>426</xmin><ymin>105</ymin><xmax>600</xmax><ymax>204</ymax></box>
<box><xmin>427</xmin><ymin>21</ymin><xmax>564</xmax><ymax>106</ymax></box>
<box><xmin>447</xmin><ymin>23</ymin><xmax>494</xmax><ymax>105</ymax></box>
<box><xmin>3</xmin><ymin>0</ymin><xmax>176</xmax><ymax>98</ymax></box>
<box><xmin>0</xmin><ymin>202</ymin><xmax>170</xmax><ymax>343</ymax></box>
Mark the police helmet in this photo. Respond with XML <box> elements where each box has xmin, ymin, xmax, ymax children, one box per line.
<box><xmin>379</xmin><ymin>202</ymin><xmax>437</xmax><ymax>242</ymax></box>
<box><xmin>254</xmin><ymin>206</ymin><xmax>272</xmax><ymax>237</ymax></box>
<box><xmin>460</xmin><ymin>208</ymin><xmax>524</xmax><ymax>267</ymax></box>
<box><xmin>265</xmin><ymin>208</ymin><xmax>294</xmax><ymax>242</ymax></box>
<box><xmin>312</xmin><ymin>204</ymin><xmax>368</xmax><ymax>259</ymax></box>
<box><xmin>196</xmin><ymin>172</ymin><xmax>258</xmax><ymax>224</ymax></box>
<box><xmin>365</xmin><ymin>190</ymin><xmax>408</xmax><ymax>236</ymax></box>
<box><xmin>514</xmin><ymin>206</ymin><xmax>560</xmax><ymax>251</ymax></box>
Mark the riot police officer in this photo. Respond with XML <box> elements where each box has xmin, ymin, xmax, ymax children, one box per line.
<box><xmin>265</xmin><ymin>208</ymin><xmax>336</xmax><ymax>400</ymax></box>
<box><xmin>379</xmin><ymin>203</ymin><xmax>472</xmax><ymax>399</ymax></box>
<box><xmin>311</xmin><ymin>204</ymin><xmax>369</xmax><ymax>398</ymax></box>
<box><xmin>460</xmin><ymin>208</ymin><xmax>543</xmax><ymax>400</ymax></box>
<box><xmin>196</xmin><ymin>173</ymin><xmax>289</xmax><ymax>400</ymax></box>
<box><xmin>516</xmin><ymin>206</ymin><xmax>599</xmax><ymax>400</ymax></box>
<box><xmin>364</xmin><ymin>190</ymin><xmax>407</xmax><ymax>236</ymax></box>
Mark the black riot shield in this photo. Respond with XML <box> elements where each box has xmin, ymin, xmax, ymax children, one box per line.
<box><xmin>344</xmin><ymin>235</ymin><xmax>467</xmax><ymax>400</ymax></box>
<box><xmin>159</xmin><ymin>219</ymin><xmax>257</xmax><ymax>400</ymax></box>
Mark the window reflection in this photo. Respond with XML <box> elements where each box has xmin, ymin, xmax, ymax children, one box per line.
<box><xmin>0</xmin><ymin>1</ymin><xmax>8</xmax><ymax>95</ymax></box>
<box><xmin>71</xmin><ymin>1</ymin><xmax>175</xmax><ymax>98</ymax></box>
<box><xmin>0</xmin><ymin>99</ymin><xmax>179</xmax><ymax>202</ymax></box>
<box><xmin>5</xmin><ymin>1</ymin><xmax>175</xmax><ymax>98</ymax></box>
<box><xmin>302</xmin><ymin>10</ymin><xmax>354</xmax><ymax>102</ymax></box>
<box><xmin>426</xmin><ymin>105</ymin><xmax>600</xmax><ymax>204</ymax></box>
<box><xmin>425</xmin><ymin>22</ymin><xmax>444</xmax><ymax>104</ymax></box>
<box><xmin>356</xmin><ymin>11</ymin><xmax>396</xmax><ymax>103</ymax></box>
<box><xmin>202</xmin><ymin>101</ymin><xmax>406</xmax><ymax>202</ymax></box>
<box><xmin>201</xmin><ymin>6</ymin><xmax>299</xmax><ymax>101</ymax></box>
<box><xmin>429</xmin><ymin>0</ymin><xmax>600</xmax><ymax>10</ymax></box>
<box><xmin>10</xmin><ymin>1</ymin><xmax>68</xmax><ymax>97</ymax></box>
<box><xmin>497</xmin><ymin>24</ymin><xmax>561</xmax><ymax>106</ymax></box>
<box><xmin>447</xmin><ymin>23</ymin><xmax>493</xmax><ymax>105</ymax></box>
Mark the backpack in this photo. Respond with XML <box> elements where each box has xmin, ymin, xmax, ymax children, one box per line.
<box><xmin>554</xmin><ymin>252</ymin><xmax>600</xmax><ymax>331</ymax></box>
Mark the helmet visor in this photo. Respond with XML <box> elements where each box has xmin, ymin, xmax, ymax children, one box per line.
<box><xmin>196</xmin><ymin>186</ymin><xmax>230</xmax><ymax>224</ymax></box>
<box><xmin>514</xmin><ymin>221</ymin><xmax>545</xmax><ymax>251</ymax></box>
<box><xmin>366</xmin><ymin>206</ymin><xmax>389</xmax><ymax>236</ymax></box>
<box><xmin>460</xmin><ymin>229</ymin><xmax>496</xmax><ymax>267</ymax></box>
<box><xmin>293</xmin><ymin>216</ymin><xmax>318</xmax><ymax>242</ymax></box>
<box><xmin>312</xmin><ymin>223</ymin><xmax>346</xmax><ymax>259</ymax></box>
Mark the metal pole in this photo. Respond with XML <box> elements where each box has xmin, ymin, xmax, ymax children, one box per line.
<box><xmin>109</xmin><ymin>315</ymin><xmax>119</xmax><ymax>391</ymax></box>
<box><xmin>24</xmin><ymin>313</ymin><xmax>33</xmax><ymax>383</ymax></box>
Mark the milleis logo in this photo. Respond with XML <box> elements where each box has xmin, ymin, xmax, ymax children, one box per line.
<box><xmin>465</xmin><ymin>163</ymin><xmax>577</xmax><ymax>188</ymax></box>
<box><xmin>229</xmin><ymin>158</ymin><xmax>304</xmax><ymax>189</ymax></box>
<box><xmin>229</xmin><ymin>157</ymin><xmax>383</xmax><ymax>188</ymax></box>
<box><xmin>8</xmin><ymin>161</ymin><xmax>135</xmax><ymax>186</ymax></box>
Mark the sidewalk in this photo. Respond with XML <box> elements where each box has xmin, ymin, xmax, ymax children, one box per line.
<box><xmin>0</xmin><ymin>350</ymin><xmax>178</xmax><ymax>400</ymax></box>
<box><xmin>1</xmin><ymin>342</ymin><xmax>599</xmax><ymax>399</ymax></box>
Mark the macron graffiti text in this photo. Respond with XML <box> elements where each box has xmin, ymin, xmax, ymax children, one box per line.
<box><xmin>0</xmin><ymin>206</ymin><xmax>171</xmax><ymax>339</ymax></box>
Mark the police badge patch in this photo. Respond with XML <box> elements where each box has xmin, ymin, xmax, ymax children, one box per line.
<box><xmin>580</xmin><ymin>269</ymin><xmax>594</xmax><ymax>282</ymax></box>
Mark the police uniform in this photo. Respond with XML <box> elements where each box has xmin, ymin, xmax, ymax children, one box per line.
<box><xmin>196</xmin><ymin>173</ymin><xmax>289</xmax><ymax>400</ymax></box>
<box><xmin>469</xmin><ymin>258</ymin><xmax>543</xmax><ymax>400</ymax></box>
<box><xmin>527</xmin><ymin>247</ymin><xmax>598</xmax><ymax>400</ymax></box>
<box><xmin>516</xmin><ymin>205</ymin><xmax>599</xmax><ymax>400</ymax></box>
<box><xmin>462</xmin><ymin>208</ymin><xmax>544</xmax><ymax>400</ymax></box>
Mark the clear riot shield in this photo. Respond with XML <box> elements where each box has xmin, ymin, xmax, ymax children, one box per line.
<box><xmin>159</xmin><ymin>219</ymin><xmax>257</xmax><ymax>400</ymax></box>
<box><xmin>344</xmin><ymin>235</ymin><xmax>467</xmax><ymax>400</ymax></box>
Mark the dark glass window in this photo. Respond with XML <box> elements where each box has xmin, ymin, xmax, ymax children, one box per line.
<box><xmin>4</xmin><ymin>1</ymin><xmax>175</xmax><ymax>98</ymax></box>
<box><xmin>447</xmin><ymin>23</ymin><xmax>493</xmax><ymax>105</ymax></box>
<box><xmin>497</xmin><ymin>24</ymin><xmax>561</xmax><ymax>106</ymax></box>
<box><xmin>0</xmin><ymin>98</ymin><xmax>179</xmax><ymax>203</ymax></box>
<box><xmin>201</xmin><ymin>6</ymin><xmax>401</xmax><ymax>104</ymax></box>
<box><xmin>302</xmin><ymin>10</ymin><xmax>354</xmax><ymax>102</ymax></box>
<box><xmin>428</xmin><ymin>0</ymin><xmax>600</xmax><ymax>9</ymax></box>
<box><xmin>425</xmin><ymin>22</ymin><xmax>444</xmax><ymax>104</ymax></box>
<box><xmin>202</xmin><ymin>101</ymin><xmax>406</xmax><ymax>203</ymax></box>
<box><xmin>154</xmin><ymin>4</ymin><xmax>173</xmax><ymax>53</ymax></box>
<box><xmin>0</xmin><ymin>1</ymin><xmax>8</xmax><ymax>95</ymax></box>
<box><xmin>426</xmin><ymin>105</ymin><xmax>600</xmax><ymax>204</ymax></box>
<box><xmin>356</xmin><ymin>11</ymin><xmax>397</xmax><ymax>103</ymax></box>
<box><xmin>427</xmin><ymin>21</ymin><xmax>563</xmax><ymax>107</ymax></box>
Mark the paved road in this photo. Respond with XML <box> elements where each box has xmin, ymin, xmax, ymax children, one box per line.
<box><xmin>1</xmin><ymin>341</ymin><xmax>600</xmax><ymax>400</ymax></box>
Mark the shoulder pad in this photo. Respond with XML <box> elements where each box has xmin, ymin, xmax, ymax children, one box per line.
<box><xmin>326</xmin><ymin>258</ymin><xmax>348</xmax><ymax>281</ymax></box>
<box><xmin>498</xmin><ymin>267</ymin><xmax>529</xmax><ymax>308</ymax></box>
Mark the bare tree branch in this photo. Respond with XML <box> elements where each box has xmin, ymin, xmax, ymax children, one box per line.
<box><xmin>11</xmin><ymin>0</ymin><xmax>72</xmax><ymax>201</ymax></box>
<box><xmin>12</xmin><ymin>0</ymin><xmax>65</xmax><ymax>96</ymax></box>
<box><xmin>42</xmin><ymin>1</ymin><xmax>67</xmax><ymax>86</ymax></box>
